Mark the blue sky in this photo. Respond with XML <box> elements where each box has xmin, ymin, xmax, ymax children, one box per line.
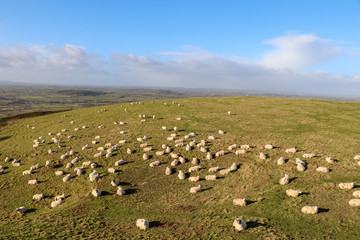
<box><xmin>0</xmin><ymin>1</ymin><xmax>359</xmax><ymax>96</ymax></box>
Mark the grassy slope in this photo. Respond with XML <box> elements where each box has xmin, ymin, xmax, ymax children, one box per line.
<box><xmin>0</xmin><ymin>97</ymin><xmax>360</xmax><ymax>239</ymax></box>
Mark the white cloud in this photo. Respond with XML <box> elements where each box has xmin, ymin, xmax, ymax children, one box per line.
<box><xmin>261</xmin><ymin>34</ymin><xmax>343</xmax><ymax>71</ymax></box>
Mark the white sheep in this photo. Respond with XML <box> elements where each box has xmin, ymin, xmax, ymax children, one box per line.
<box><xmin>233</xmin><ymin>198</ymin><xmax>247</xmax><ymax>206</ymax></box>
<box><xmin>178</xmin><ymin>170</ymin><xmax>186</xmax><ymax>180</ymax></box>
<box><xmin>66</xmin><ymin>163</ymin><xmax>73</xmax><ymax>169</ymax></box>
<box><xmin>171</xmin><ymin>159</ymin><xmax>180</xmax><ymax>167</ymax></box>
<box><xmin>108</xmin><ymin>168</ymin><xmax>116</xmax><ymax>173</ymax></box>
<box><xmin>62</xmin><ymin>174</ymin><xmax>71</xmax><ymax>182</ymax></box>
<box><xmin>111</xmin><ymin>179</ymin><xmax>120</xmax><ymax>187</ymax></box>
<box><xmin>33</xmin><ymin>193</ymin><xmax>44</xmax><ymax>200</ymax></box>
<box><xmin>127</xmin><ymin>148</ymin><xmax>133</xmax><ymax>154</ymax></box>
<box><xmin>235</xmin><ymin>149</ymin><xmax>246</xmax><ymax>155</ymax></box>
<box><xmin>285</xmin><ymin>147</ymin><xmax>297</xmax><ymax>153</ymax></box>
<box><xmin>189</xmin><ymin>166</ymin><xmax>201</xmax><ymax>172</ymax></box>
<box><xmin>241</xmin><ymin>145</ymin><xmax>251</xmax><ymax>150</ymax></box>
<box><xmin>82</xmin><ymin>144</ymin><xmax>89</xmax><ymax>150</ymax></box>
<box><xmin>149</xmin><ymin>160</ymin><xmax>160</xmax><ymax>167</ymax></box>
<box><xmin>136</xmin><ymin>218</ymin><xmax>149</xmax><ymax>230</ymax></box>
<box><xmin>89</xmin><ymin>170</ymin><xmax>99</xmax><ymax>182</ymax></box>
<box><xmin>179</xmin><ymin>157</ymin><xmax>186</xmax><ymax>164</ymax></box>
<box><xmin>215</xmin><ymin>150</ymin><xmax>225</xmax><ymax>157</ymax></box>
<box><xmin>143</xmin><ymin>147</ymin><xmax>152</xmax><ymax>152</ymax></box>
<box><xmin>349</xmin><ymin>199</ymin><xmax>360</xmax><ymax>207</ymax></box>
<box><xmin>218</xmin><ymin>130</ymin><xmax>225</xmax><ymax>134</ymax></box>
<box><xmin>22</xmin><ymin>169</ymin><xmax>33</xmax><ymax>175</ymax></box>
<box><xmin>92</xmin><ymin>189</ymin><xmax>102</xmax><ymax>197</ymax></box>
<box><xmin>316</xmin><ymin>166</ymin><xmax>330</xmax><ymax>173</ymax></box>
<box><xmin>91</xmin><ymin>163</ymin><xmax>97</xmax><ymax>168</ymax></box>
<box><xmin>325</xmin><ymin>157</ymin><xmax>335</xmax><ymax>164</ymax></box>
<box><xmin>297</xmin><ymin>163</ymin><xmax>306</xmax><ymax>172</ymax></box>
<box><xmin>115</xmin><ymin>159</ymin><xmax>125</xmax><ymax>166</ymax></box>
<box><xmin>28</xmin><ymin>179</ymin><xmax>38</xmax><ymax>185</ymax></box>
<box><xmin>205</xmin><ymin>175</ymin><xmax>217</xmax><ymax>181</ymax></box>
<box><xmin>301</xmin><ymin>206</ymin><xmax>318</xmax><ymax>214</ymax></box>
<box><xmin>352</xmin><ymin>190</ymin><xmax>360</xmax><ymax>198</ymax></box>
<box><xmin>228</xmin><ymin>144</ymin><xmax>237</xmax><ymax>151</ymax></box>
<box><xmin>259</xmin><ymin>152</ymin><xmax>267</xmax><ymax>160</ymax></box>
<box><xmin>233</xmin><ymin>218</ymin><xmax>247</xmax><ymax>232</ymax></box>
<box><xmin>165</xmin><ymin>167</ymin><xmax>172</xmax><ymax>175</ymax></box>
<box><xmin>156</xmin><ymin>151</ymin><xmax>165</xmax><ymax>156</ymax></box>
<box><xmin>191</xmin><ymin>158</ymin><xmax>199</xmax><ymax>165</ymax></box>
<box><xmin>338</xmin><ymin>182</ymin><xmax>354</xmax><ymax>190</ymax></box>
<box><xmin>230</xmin><ymin>163</ymin><xmax>238</xmax><ymax>172</ymax></box>
<box><xmin>279</xmin><ymin>174</ymin><xmax>289</xmax><ymax>185</ymax></box>
<box><xmin>206</xmin><ymin>153</ymin><xmax>213</xmax><ymax>160</ymax></box>
<box><xmin>354</xmin><ymin>155</ymin><xmax>360</xmax><ymax>160</ymax></box>
<box><xmin>209</xmin><ymin>166</ymin><xmax>219</xmax><ymax>172</ymax></box>
<box><xmin>286</xmin><ymin>189</ymin><xmax>302</xmax><ymax>197</ymax></box>
<box><xmin>51</xmin><ymin>199</ymin><xmax>63</xmax><ymax>208</ymax></box>
<box><xmin>30</xmin><ymin>164</ymin><xmax>40</xmax><ymax>170</ymax></box>
<box><xmin>190</xmin><ymin>185</ymin><xmax>202</xmax><ymax>194</ymax></box>
<box><xmin>265</xmin><ymin>144</ymin><xmax>273</xmax><ymax>149</ymax></box>
<box><xmin>219</xmin><ymin>168</ymin><xmax>231</xmax><ymax>175</ymax></box>
<box><xmin>54</xmin><ymin>193</ymin><xmax>65</xmax><ymax>201</ymax></box>
<box><xmin>71</xmin><ymin>157</ymin><xmax>79</xmax><ymax>164</ymax></box>
<box><xmin>117</xmin><ymin>186</ymin><xmax>126</xmax><ymax>196</ymax></box>
<box><xmin>55</xmin><ymin>170</ymin><xmax>64</xmax><ymax>176</ymax></box>
<box><xmin>142</xmin><ymin>153</ymin><xmax>149</xmax><ymax>160</ymax></box>
<box><xmin>189</xmin><ymin>176</ymin><xmax>200</xmax><ymax>182</ymax></box>
<box><xmin>15</xmin><ymin>206</ymin><xmax>27</xmax><ymax>214</ymax></box>
<box><xmin>75</xmin><ymin>168</ymin><xmax>83</xmax><ymax>176</ymax></box>
<box><xmin>303</xmin><ymin>153</ymin><xmax>315</xmax><ymax>158</ymax></box>
<box><xmin>277</xmin><ymin>157</ymin><xmax>285</xmax><ymax>165</ymax></box>
<box><xmin>82</xmin><ymin>161</ymin><xmax>91</xmax><ymax>167</ymax></box>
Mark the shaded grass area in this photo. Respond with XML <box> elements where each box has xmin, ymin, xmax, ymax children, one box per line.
<box><xmin>0</xmin><ymin>97</ymin><xmax>360</xmax><ymax>239</ymax></box>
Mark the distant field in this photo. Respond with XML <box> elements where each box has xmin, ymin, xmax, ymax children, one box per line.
<box><xmin>1</xmin><ymin>97</ymin><xmax>360</xmax><ymax>239</ymax></box>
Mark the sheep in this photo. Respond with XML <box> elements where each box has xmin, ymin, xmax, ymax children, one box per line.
<box><xmin>171</xmin><ymin>159</ymin><xmax>180</xmax><ymax>167</ymax></box>
<box><xmin>97</xmin><ymin>147</ymin><xmax>105</xmax><ymax>151</ymax></box>
<box><xmin>285</xmin><ymin>147</ymin><xmax>297</xmax><ymax>153</ymax></box>
<box><xmin>354</xmin><ymin>155</ymin><xmax>360</xmax><ymax>160</ymax></box>
<box><xmin>91</xmin><ymin>163</ymin><xmax>97</xmax><ymax>168</ymax></box>
<box><xmin>55</xmin><ymin>170</ymin><xmax>64</xmax><ymax>176</ymax></box>
<box><xmin>301</xmin><ymin>206</ymin><xmax>318</xmax><ymax>214</ymax></box>
<box><xmin>349</xmin><ymin>199</ymin><xmax>360</xmax><ymax>207</ymax></box>
<box><xmin>218</xmin><ymin>130</ymin><xmax>225</xmax><ymax>134</ymax></box>
<box><xmin>82</xmin><ymin>144</ymin><xmax>89</xmax><ymax>150</ymax></box>
<box><xmin>15</xmin><ymin>207</ymin><xmax>27</xmax><ymax>214</ymax></box>
<box><xmin>149</xmin><ymin>160</ymin><xmax>160</xmax><ymax>167</ymax></box>
<box><xmin>297</xmin><ymin>163</ymin><xmax>306</xmax><ymax>172</ymax></box>
<box><xmin>127</xmin><ymin>148</ymin><xmax>133</xmax><ymax>154</ymax></box>
<box><xmin>286</xmin><ymin>189</ymin><xmax>302</xmax><ymax>197</ymax></box>
<box><xmin>54</xmin><ymin>193</ymin><xmax>65</xmax><ymax>201</ymax></box>
<box><xmin>190</xmin><ymin>185</ymin><xmax>202</xmax><ymax>193</ymax></box>
<box><xmin>189</xmin><ymin>176</ymin><xmax>200</xmax><ymax>182</ymax></box>
<box><xmin>265</xmin><ymin>144</ymin><xmax>273</xmax><ymax>149</ymax></box>
<box><xmin>316</xmin><ymin>166</ymin><xmax>330</xmax><ymax>173</ymax></box>
<box><xmin>259</xmin><ymin>152</ymin><xmax>267</xmax><ymax>160</ymax></box>
<box><xmin>219</xmin><ymin>168</ymin><xmax>231</xmax><ymax>175</ymax></box>
<box><xmin>206</xmin><ymin>153</ymin><xmax>213</xmax><ymax>160</ymax></box>
<box><xmin>51</xmin><ymin>199</ymin><xmax>63</xmax><ymax>208</ymax></box>
<box><xmin>4</xmin><ymin>157</ymin><xmax>10</xmax><ymax>162</ymax></box>
<box><xmin>69</xmin><ymin>150</ymin><xmax>75</xmax><ymax>155</ymax></box>
<box><xmin>75</xmin><ymin>168</ymin><xmax>83</xmax><ymax>176</ymax></box>
<box><xmin>89</xmin><ymin>170</ymin><xmax>99</xmax><ymax>182</ymax></box>
<box><xmin>303</xmin><ymin>153</ymin><xmax>315</xmax><ymax>158</ymax></box>
<box><xmin>94</xmin><ymin>152</ymin><xmax>103</xmax><ymax>158</ymax></box>
<box><xmin>62</xmin><ymin>174</ymin><xmax>71</xmax><ymax>182</ymax></box>
<box><xmin>215</xmin><ymin>150</ymin><xmax>225</xmax><ymax>157</ymax></box>
<box><xmin>143</xmin><ymin>147</ymin><xmax>153</xmax><ymax>152</ymax></box>
<box><xmin>117</xmin><ymin>186</ymin><xmax>126</xmax><ymax>196</ymax></box>
<box><xmin>228</xmin><ymin>144</ymin><xmax>237</xmax><ymax>151</ymax></box>
<box><xmin>279</xmin><ymin>174</ymin><xmax>289</xmax><ymax>185</ymax></box>
<box><xmin>325</xmin><ymin>157</ymin><xmax>335</xmax><ymax>164</ymax></box>
<box><xmin>228</xmin><ymin>111</ymin><xmax>232</xmax><ymax>115</ymax></box>
<box><xmin>241</xmin><ymin>145</ymin><xmax>251</xmax><ymax>150</ymax></box>
<box><xmin>142</xmin><ymin>154</ymin><xmax>149</xmax><ymax>160</ymax></box>
<box><xmin>165</xmin><ymin>167</ymin><xmax>172</xmax><ymax>175</ymax></box>
<box><xmin>178</xmin><ymin>170</ymin><xmax>186</xmax><ymax>180</ymax></box>
<box><xmin>191</xmin><ymin>158</ymin><xmax>199</xmax><ymax>165</ymax></box>
<box><xmin>105</xmin><ymin>143</ymin><xmax>112</xmax><ymax>148</ymax></box>
<box><xmin>82</xmin><ymin>161</ymin><xmax>91</xmax><ymax>167</ymax></box>
<box><xmin>170</xmin><ymin>153</ymin><xmax>179</xmax><ymax>159</ymax></box>
<box><xmin>136</xmin><ymin>218</ymin><xmax>149</xmax><ymax>230</ymax></box>
<box><xmin>71</xmin><ymin>157</ymin><xmax>79</xmax><ymax>164</ymax></box>
<box><xmin>92</xmin><ymin>141</ymin><xmax>98</xmax><ymax>144</ymax></box>
<box><xmin>118</xmin><ymin>140</ymin><xmax>126</xmax><ymax>144</ymax></box>
<box><xmin>230</xmin><ymin>163</ymin><xmax>238</xmax><ymax>172</ymax></box>
<box><xmin>185</xmin><ymin>145</ymin><xmax>192</xmax><ymax>151</ymax></box>
<box><xmin>352</xmin><ymin>190</ymin><xmax>360</xmax><ymax>198</ymax></box>
<box><xmin>108</xmin><ymin>168</ymin><xmax>116</xmax><ymax>173</ymax></box>
<box><xmin>174</xmin><ymin>127</ymin><xmax>178</xmax><ymax>132</ymax></box>
<box><xmin>233</xmin><ymin>218</ymin><xmax>247</xmax><ymax>232</ymax></box>
<box><xmin>66</xmin><ymin>163</ymin><xmax>73</xmax><ymax>169</ymax></box>
<box><xmin>92</xmin><ymin>189</ymin><xmax>101</xmax><ymax>197</ymax></box>
<box><xmin>235</xmin><ymin>149</ymin><xmax>246</xmax><ymax>155</ymax></box>
<box><xmin>22</xmin><ymin>169</ymin><xmax>33</xmax><ymax>175</ymax></box>
<box><xmin>165</xmin><ymin>146</ymin><xmax>171</xmax><ymax>153</ymax></box>
<box><xmin>339</xmin><ymin>182</ymin><xmax>354</xmax><ymax>190</ymax></box>
<box><xmin>205</xmin><ymin>175</ymin><xmax>217</xmax><ymax>181</ymax></box>
<box><xmin>277</xmin><ymin>157</ymin><xmax>285</xmax><ymax>165</ymax></box>
<box><xmin>111</xmin><ymin>179</ymin><xmax>120</xmax><ymax>187</ymax></box>
<box><xmin>33</xmin><ymin>193</ymin><xmax>44</xmax><ymax>200</ymax></box>
<box><xmin>209</xmin><ymin>166</ymin><xmax>219</xmax><ymax>172</ymax></box>
<box><xmin>12</xmin><ymin>160</ymin><xmax>21</xmax><ymax>167</ymax></box>
<box><xmin>28</xmin><ymin>179</ymin><xmax>38</xmax><ymax>185</ymax></box>
<box><xmin>162</xmin><ymin>126</ymin><xmax>167</xmax><ymax>131</ymax></box>
<box><xmin>189</xmin><ymin>166</ymin><xmax>201</xmax><ymax>172</ymax></box>
<box><xmin>156</xmin><ymin>151</ymin><xmax>165</xmax><ymax>156</ymax></box>
<box><xmin>233</xmin><ymin>198</ymin><xmax>247</xmax><ymax>206</ymax></box>
<box><xmin>115</xmin><ymin>160</ymin><xmax>125</xmax><ymax>166</ymax></box>
<box><xmin>200</xmin><ymin>147</ymin><xmax>208</xmax><ymax>153</ymax></box>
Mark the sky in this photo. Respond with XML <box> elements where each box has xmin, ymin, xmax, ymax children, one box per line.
<box><xmin>0</xmin><ymin>0</ymin><xmax>359</xmax><ymax>96</ymax></box>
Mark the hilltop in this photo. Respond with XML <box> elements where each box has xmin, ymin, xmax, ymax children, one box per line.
<box><xmin>1</xmin><ymin>97</ymin><xmax>360</xmax><ymax>239</ymax></box>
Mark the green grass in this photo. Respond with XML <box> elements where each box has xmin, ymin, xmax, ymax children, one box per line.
<box><xmin>1</xmin><ymin>96</ymin><xmax>360</xmax><ymax>239</ymax></box>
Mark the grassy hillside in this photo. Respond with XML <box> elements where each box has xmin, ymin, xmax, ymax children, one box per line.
<box><xmin>1</xmin><ymin>97</ymin><xmax>360</xmax><ymax>239</ymax></box>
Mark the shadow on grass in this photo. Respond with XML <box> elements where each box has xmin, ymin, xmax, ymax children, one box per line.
<box><xmin>119</xmin><ymin>181</ymin><xmax>131</xmax><ymax>186</ymax></box>
<box><xmin>150</xmin><ymin>221</ymin><xmax>164</xmax><ymax>228</ymax></box>
<box><xmin>289</xmin><ymin>177</ymin><xmax>297</xmax><ymax>183</ymax></box>
<box><xmin>126</xmin><ymin>189</ymin><xmax>138</xmax><ymax>195</ymax></box>
<box><xmin>246</xmin><ymin>200</ymin><xmax>257</xmax><ymax>205</ymax></box>
<box><xmin>318</xmin><ymin>208</ymin><xmax>330</xmax><ymax>213</ymax></box>
<box><xmin>26</xmin><ymin>208</ymin><xmax>36</xmax><ymax>213</ymax></box>
<box><xmin>0</xmin><ymin>136</ymin><xmax>11</xmax><ymax>141</ymax></box>
<box><xmin>246</xmin><ymin>221</ymin><xmax>266</xmax><ymax>229</ymax></box>
<box><xmin>202</xmin><ymin>187</ymin><xmax>213</xmax><ymax>192</ymax></box>
<box><xmin>101</xmin><ymin>191</ymin><xmax>112</xmax><ymax>196</ymax></box>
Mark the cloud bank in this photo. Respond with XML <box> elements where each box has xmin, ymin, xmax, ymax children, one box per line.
<box><xmin>0</xmin><ymin>34</ymin><xmax>359</xmax><ymax>96</ymax></box>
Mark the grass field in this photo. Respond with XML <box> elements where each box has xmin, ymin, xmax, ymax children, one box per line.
<box><xmin>1</xmin><ymin>96</ymin><xmax>360</xmax><ymax>239</ymax></box>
